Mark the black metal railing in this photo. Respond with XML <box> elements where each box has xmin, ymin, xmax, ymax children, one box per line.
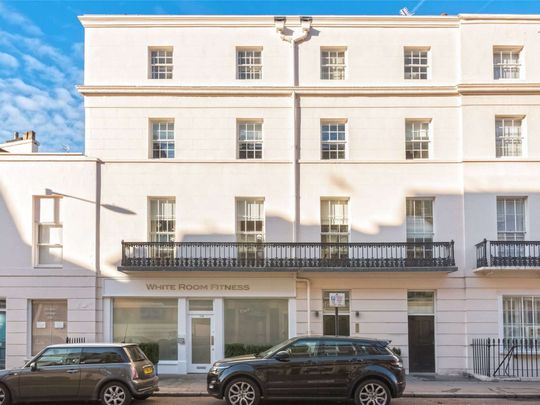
<box><xmin>476</xmin><ymin>239</ymin><xmax>540</xmax><ymax>268</ymax></box>
<box><xmin>120</xmin><ymin>241</ymin><xmax>455</xmax><ymax>271</ymax></box>
<box><xmin>472</xmin><ymin>338</ymin><xmax>540</xmax><ymax>378</ymax></box>
<box><xmin>66</xmin><ymin>337</ymin><xmax>86</xmax><ymax>344</ymax></box>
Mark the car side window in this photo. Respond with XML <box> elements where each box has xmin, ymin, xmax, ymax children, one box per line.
<box><xmin>35</xmin><ymin>347</ymin><xmax>81</xmax><ymax>367</ymax></box>
<box><xmin>80</xmin><ymin>347</ymin><xmax>126</xmax><ymax>364</ymax></box>
<box><xmin>286</xmin><ymin>340</ymin><xmax>318</xmax><ymax>358</ymax></box>
<box><xmin>319</xmin><ymin>340</ymin><xmax>357</xmax><ymax>357</ymax></box>
<box><xmin>355</xmin><ymin>343</ymin><xmax>387</xmax><ymax>355</ymax></box>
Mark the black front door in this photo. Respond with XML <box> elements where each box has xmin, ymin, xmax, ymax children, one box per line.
<box><xmin>408</xmin><ymin>315</ymin><xmax>435</xmax><ymax>372</ymax></box>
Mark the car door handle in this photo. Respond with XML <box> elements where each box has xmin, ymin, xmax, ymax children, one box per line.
<box><xmin>66</xmin><ymin>369</ymin><xmax>79</xmax><ymax>374</ymax></box>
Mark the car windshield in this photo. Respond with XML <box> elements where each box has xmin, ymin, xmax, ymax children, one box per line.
<box><xmin>256</xmin><ymin>338</ymin><xmax>296</xmax><ymax>358</ymax></box>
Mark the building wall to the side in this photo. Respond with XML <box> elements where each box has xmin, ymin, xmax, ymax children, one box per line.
<box><xmin>0</xmin><ymin>157</ymin><xmax>98</xmax><ymax>368</ymax></box>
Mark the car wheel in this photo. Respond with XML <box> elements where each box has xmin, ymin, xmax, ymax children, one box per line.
<box><xmin>0</xmin><ymin>384</ymin><xmax>11</xmax><ymax>405</ymax></box>
<box><xmin>355</xmin><ymin>379</ymin><xmax>391</xmax><ymax>405</ymax></box>
<box><xmin>225</xmin><ymin>378</ymin><xmax>260</xmax><ymax>405</ymax></box>
<box><xmin>100</xmin><ymin>382</ymin><xmax>132</xmax><ymax>405</ymax></box>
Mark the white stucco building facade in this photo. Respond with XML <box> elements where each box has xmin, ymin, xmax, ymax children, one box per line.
<box><xmin>1</xmin><ymin>13</ymin><xmax>540</xmax><ymax>376</ymax></box>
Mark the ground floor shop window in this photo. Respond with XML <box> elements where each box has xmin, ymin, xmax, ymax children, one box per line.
<box><xmin>323</xmin><ymin>291</ymin><xmax>350</xmax><ymax>336</ymax></box>
<box><xmin>224</xmin><ymin>299</ymin><xmax>288</xmax><ymax>354</ymax></box>
<box><xmin>0</xmin><ymin>300</ymin><xmax>5</xmax><ymax>369</ymax></box>
<box><xmin>503</xmin><ymin>296</ymin><xmax>540</xmax><ymax>339</ymax></box>
<box><xmin>113</xmin><ymin>298</ymin><xmax>178</xmax><ymax>361</ymax></box>
<box><xmin>31</xmin><ymin>300</ymin><xmax>67</xmax><ymax>355</ymax></box>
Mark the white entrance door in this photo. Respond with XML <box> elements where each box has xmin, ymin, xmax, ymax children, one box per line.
<box><xmin>188</xmin><ymin>314</ymin><xmax>215</xmax><ymax>373</ymax></box>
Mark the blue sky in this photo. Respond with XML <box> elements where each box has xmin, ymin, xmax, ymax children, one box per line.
<box><xmin>1</xmin><ymin>0</ymin><xmax>540</xmax><ymax>152</ymax></box>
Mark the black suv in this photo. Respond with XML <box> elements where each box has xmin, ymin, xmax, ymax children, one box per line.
<box><xmin>208</xmin><ymin>336</ymin><xmax>405</xmax><ymax>405</ymax></box>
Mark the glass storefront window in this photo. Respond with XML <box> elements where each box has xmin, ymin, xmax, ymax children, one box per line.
<box><xmin>31</xmin><ymin>300</ymin><xmax>67</xmax><ymax>355</ymax></box>
<box><xmin>113</xmin><ymin>299</ymin><xmax>178</xmax><ymax>361</ymax></box>
<box><xmin>224</xmin><ymin>299</ymin><xmax>288</xmax><ymax>346</ymax></box>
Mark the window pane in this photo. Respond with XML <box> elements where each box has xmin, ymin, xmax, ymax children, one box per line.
<box><xmin>189</xmin><ymin>300</ymin><xmax>213</xmax><ymax>311</ymax></box>
<box><xmin>224</xmin><ymin>299</ymin><xmax>288</xmax><ymax>346</ymax></box>
<box><xmin>286</xmin><ymin>340</ymin><xmax>318</xmax><ymax>358</ymax></box>
<box><xmin>39</xmin><ymin>225</ymin><xmax>63</xmax><ymax>245</ymax></box>
<box><xmin>38</xmin><ymin>246</ymin><xmax>62</xmax><ymax>265</ymax></box>
<box><xmin>408</xmin><ymin>291</ymin><xmax>434</xmax><ymax>315</ymax></box>
<box><xmin>113</xmin><ymin>298</ymin><xmax>178</xmax><ymax>361</ymax></box>
<box><xmin>81</xmin><ymin>347</ymin><xmax>125</xmax><ymax>364</ymax></box>
<box><xmin>319</xmin><ymin>340</ymin><xmax>356</xmax><ymax>357</ymax></box>
<box><xmin>36</xmin><ymin>347</ymin><xmax>81</xmax><ymax>367</ymax></box>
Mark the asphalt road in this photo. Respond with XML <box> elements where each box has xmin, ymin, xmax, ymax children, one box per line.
<box><xmin>136</xmin><ymin>398</ymin><xmax>540</xmax><ymax>405</ymax></box>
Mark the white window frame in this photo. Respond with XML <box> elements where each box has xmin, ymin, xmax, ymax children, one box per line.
<box><xmin>499</xmin><ymin>295</ymin><xmax>540</xmax><ymax>340</ymax></box>
<box><xmin>405</xmin><ymin>119</ymin><xmax>432</xmax><ymax>160</ymax></box>
<box><xmin>236</xmin><ymin>198</ymin><xmax>265</xmax><ymax>261</ymax></box>
<box><xmin>237</xmin><ymin>120</ymin><xmax>263</xmax><ymax>159</ymax></box>
<box><xmin>495</xmin><ymin>116</ymin><xmax>526</xmax><ymax>158</ymax></box>
<box><xmin>150</xmin><ymin>119</ymin><xmax>175</xmax><ymax>159</ymax></box>
<box><xmin>320</xmin><ymin>198</ymin><xmax>350</xmax><ymax>259</ymax></box>
<box><xmin>321</xmin><ymin>47</ymin><xmax>347</xmax><ymax>80</ymax></box>
<box><xmin>496</xmin><ymin>197</ymin><xmax>526</xmax><ymax>241</ymax></box>
<box><xmin>321</xmin><ymin>120</ymin><xmax>347</xmax><ymax>160</ymax></box>
<box><xmin>493</xmin><ymin>46</ymin><xmax>523</xmax><ymax>80</ymax></box>
<box><xmin>34</xmin><ymin>196</ymin><xmax>63</xmax><ymax>268</ymax></box>
<box><xmin>236</xmin><ymin>47</ymin><xmax>262</xmax><ymax>80</ymax></box>
<box><xmin>148</xmin><ymin>198</ymin><xmax>176</xmax><ymax>243</ymax></box>
<box><xmin>149</xmin><ymin>47</ymin><xmax>173</xmax><ymax>80</ymax></box>
<box><xmin>404</xmin><ymin>47</ymin><xmax>431</xmax><ymax>80</ymax></box>
<box><xmin>406</xmin><ymin>198</ymin><xmax>434</xmax><ymax>259</ymax></box>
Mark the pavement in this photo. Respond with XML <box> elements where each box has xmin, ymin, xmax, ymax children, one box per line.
<box><xmin>156</xmin><ymin>374</ymin><xmax>540</xmax><ymax>399</ymax></box>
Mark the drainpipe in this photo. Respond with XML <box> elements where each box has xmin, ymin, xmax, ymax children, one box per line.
<box><xmin>275</xmin><ymin>17</ymin><xmax>312</xmax><ymax>242</ymax></box>
<box><xmin>276</xmin><ymin>18</ymin><xmax>312</xmax><ymax>336</ymax></box>
<box><xmin>296</xmin><ymin>277</ymin><xmax>311</xmax><ymax>335</ymax></box>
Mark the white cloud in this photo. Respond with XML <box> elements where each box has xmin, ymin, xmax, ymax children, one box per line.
<box><xmin>0</xmin><ymin>1</ymin><xmax>43</xmax><ymax>36</ymax></box>
<box><xmin>0</xmin><ymin>2</ymin><xmax>84</xmax><ymax>152</ymax></box>
<box><xmin>0</xmin><ymin>52</ymin><xmax>19</xmax><ymax>69</ymax></box>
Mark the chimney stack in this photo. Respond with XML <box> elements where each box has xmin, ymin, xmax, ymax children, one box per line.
<box><xmin>0</xmin><ymin>130</ymin><xmax>40</xmax><ymax>153</ymax></box>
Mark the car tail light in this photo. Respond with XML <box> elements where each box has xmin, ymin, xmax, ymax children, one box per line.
<box><xmin>130</xmin><ymin>364</ymin><xmax>140</xmax><ymax>380</ymax></box>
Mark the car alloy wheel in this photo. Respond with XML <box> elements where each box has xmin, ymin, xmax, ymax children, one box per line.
<box><xmin>227</xmin><ymin>381</ymin><xmax>257</xmax><ymax>405</ymax></box>
<box><xmin>103</xmin><ymin>384</ymin><xmax>128</xmax><ymax>405</ymax></box>
<box><xmin>358</xmin><ymin>381</ymin><xmax>389</xmax><ymax>405</ymax></box>
<box><xmin>0</xmin><ymin>385</ymin><xmax>10</xmax><ymax>405</ymax></box>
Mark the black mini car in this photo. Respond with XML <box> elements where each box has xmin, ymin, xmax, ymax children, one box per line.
<box><xmin>208</xmin><ymin>336</ymin><xmax>405</xmax><ymax>405</ymax></box>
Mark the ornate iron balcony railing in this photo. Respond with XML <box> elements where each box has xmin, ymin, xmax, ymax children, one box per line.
<box><xmin>476</xmin><ymin>239</ymin><xmax>540</xmax><ymax>268</ymax></box>
<box><xmin>120</xmin><ymin>241</ymin><xmax>456</xmax><ymax>272</ymax></box>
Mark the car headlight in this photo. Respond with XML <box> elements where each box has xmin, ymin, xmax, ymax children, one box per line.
<box><xmin>210</xmin><ymin>365</ymin><xmax>230</xmax><ymax>374</ymax></box>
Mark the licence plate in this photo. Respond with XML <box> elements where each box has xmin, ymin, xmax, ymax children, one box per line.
<box><xmin>143</xmin><ymin>366</ymin><xmax>154</xmax><ymax>375</ymax></box>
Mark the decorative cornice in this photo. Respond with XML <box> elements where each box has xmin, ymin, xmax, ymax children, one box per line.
<box><xmin>77</xmin><ymin>83</ymin><xmax>540</xmax><ymax>97</ymax></box>
<box><xmin>78</xmin><ymin>14</ymin><xmax>540</xmax><ymax>29</ymax></box>
<box><xmin>77</xmin><ymin>85</ymin><xmax>459</xmax><ymax>97</ymax></box>
<box><xmin>458</xmin><ymin>83</ymin><xmax>540</xmax><ymax>95</ymax></box>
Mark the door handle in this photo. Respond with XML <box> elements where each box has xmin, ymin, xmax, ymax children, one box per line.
<box><xmin>66</xmin><ymin>369</ymin><xmax>79</xmax><ymax>374</ymax></box>
<box><xmin>211</xmin><ymin>336</ymin><xmax>214</xmax><ymax>346</ymax></box>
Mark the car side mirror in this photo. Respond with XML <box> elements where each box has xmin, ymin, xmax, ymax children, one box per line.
<box><xmin>274</xmin><ymin>351</ymin><xmax>290</xmax><ymax>362</ymax></box>
<box><xmin>30</xmin><ymin>362</ymin><xmax>38</xmax><ymax>372</ymax></box>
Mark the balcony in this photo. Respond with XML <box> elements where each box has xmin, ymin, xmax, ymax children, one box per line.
<box><xmin>120</xmin><ymin>241</ymin><xmax>456</xmax><ymax>272</ymax></box>
<box><xmin>475</xmin><ymin>239</ymin><xmax>540</xmax><ymax>273</ymax></box>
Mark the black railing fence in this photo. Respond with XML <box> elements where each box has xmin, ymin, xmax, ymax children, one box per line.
<box><xmin>121</xmin><ymin>241</ymin><xmax>455</xmax><ymax>271</ymax></box>
<box><xmin>476</xmin><ymin>240</ymin><xmax>540</xmax><ymax>268</ymax></box>
<box><xmin>66</xmin><ymin>337</ymin><xmax>86</xmax><ymax>344</ymax></box>
<box><xmin>472</xmin><ymin>338</ymin><xmax>540</xmax><ymax>378</ymax></box>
